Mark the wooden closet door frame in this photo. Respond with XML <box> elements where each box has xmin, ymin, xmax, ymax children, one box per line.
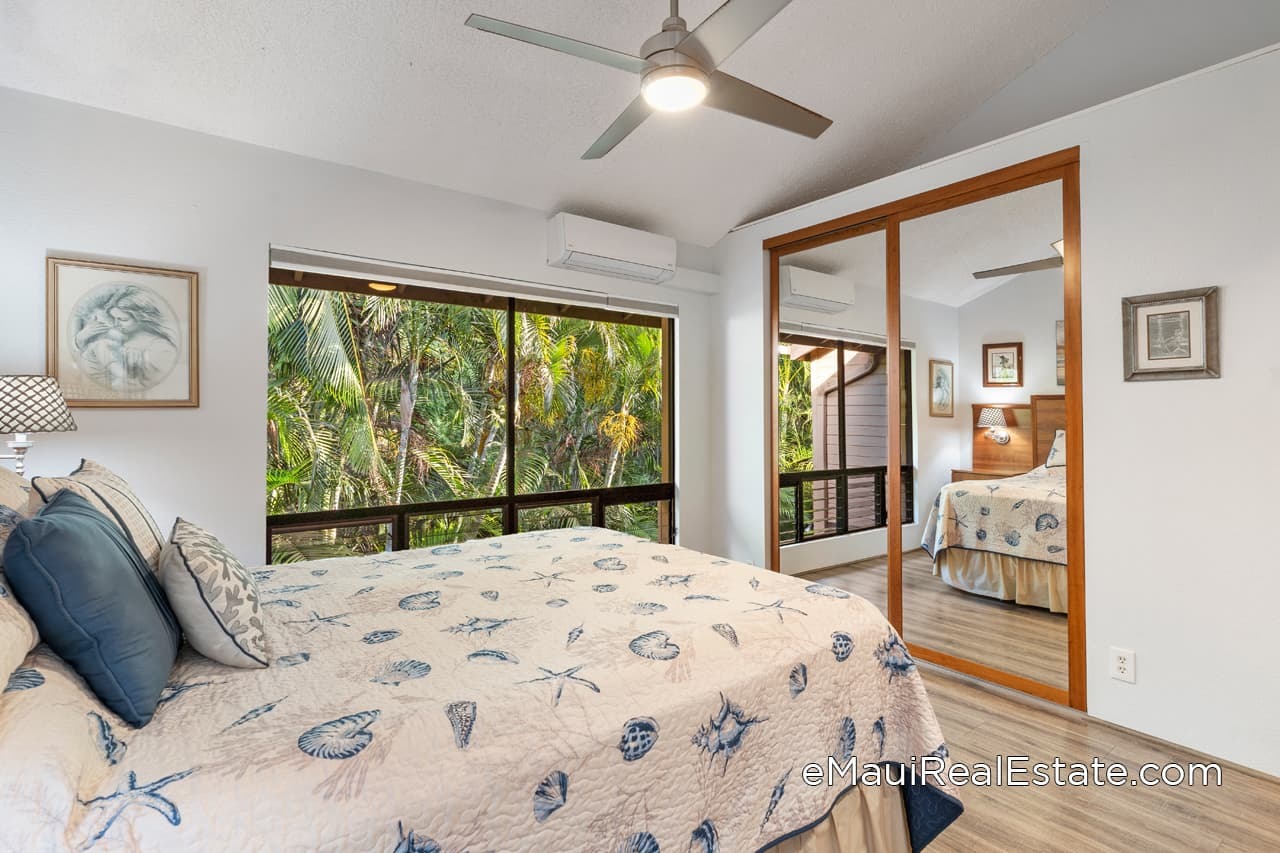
<box><xmin>764</xmin><ymin>148</ymin><xmax>1086</xmax><ymax>711</ymax></box>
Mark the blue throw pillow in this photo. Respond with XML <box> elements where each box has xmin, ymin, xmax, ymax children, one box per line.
<box><xmin>3</xmin><ymin>490</ymin><xmax>180</xmax><ymax>727</ymax></box>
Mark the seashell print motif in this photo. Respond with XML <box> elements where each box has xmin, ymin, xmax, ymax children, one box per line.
<box><xmin>632</xmin><ymin>602</ymin><xmax>667</xmax><ymax>616</ymax></box>
<box><xmin>431</xmin><ymin>545</ymin><xmax>462</xmax><ymax>556</ymax></box>
<box><xmin>954</xmin><ymin>490</ymin><xmax>969</xmax><ymax>498</ymax></box>
<box><xmin>619</xmin><ymin>824</ymin><xmax>660</xmax><ymax>845</ymax></box>
<box><xmin>566</xmin><ymin>625</ymin><xmax>583</xmax><ymax>648</ymax></box>
<box><xmin>1047</xmin><ymin>545</ymin><xmax>1065</xmax><ymax>553</ymax></box>
<box><xmin>837</xmin><ymin>717</ymin><xmax>857</xmax><ymax>761</ymax></box>
<box><xmin>297</xmin><ymin>710</ymin><xmax>380</xmax><ymax>760</ymax></box>
<box><xmin>1035</xmin><ymin>513</ymin><xmax>1060</xmax><ymax>532</ymax></box>
<box><xmin>310</xmin><ymin>569</ymin><xmax>328</xmax><ymax>577</ymax></box>
<box><xmin>265</xmin><ymin>584</ymin><xmax>318</xmax><ymax>595</ymax></box>
<box><xmin>399</xmin><ymin>591</ymin><xmax>441</xmax><ymax>611</ymax></box>
<box><xmin>370</xmin><ymin>660</ymin><xmax>432</xmax><ymax>686</ymax></box>
<box><xmin>88</xmin><ymin>711</ymin><xmax>127</xmax><ymax>765</ymax></box>
<box><xmin>546</xmin><ymin>598</ymin><xmax>569</xmax><ymax>608</ymax></box>
<box><xmin>749</xmin><ymin>577</ymin><xmax>760</xmax><ymax>590</ymax></box>
<box><xmin>3</xmin><ymin>668</ymin><xmax>44</xmax><ymax>693</ymax></box>
<box><xmin>446</xmin><ymin>701</ymin><xmax>477</xmax><ymax>750</ymax></box>
<box><xmin>693</xmin><ymin>693</ymin><xmax>766</xmax><ymax>775</ymax></box>
<box><xmin>261</xmin><ymin>599</ymin><xmax>300</xmax><ymax>608</ymax></box>
<box><xmin>650</xmin><ymin>574</ymin><xmax>693</xmax><ymax>587</ymax></box>
<box><xmin>618</xmin><ymin>717</ymin><xmax>660</xmax><ymax>761</ymax></box>
<box><xmin>480</xmin><ymin>590</ymin><xmax>500</xmax><ymax>601</ymax></box>
<box><xmin>980</xmin><ymin>506</ymin><xmax>991</xmax><ymax>516</ymax></box>
<box><xmin>976</xmin><ymin>530</ymin><xmax>987</xmax><ymax>541</ymax></box>
<box><xmin>485</xmin><ymin>564</ymin><xmax>518</xmax><ymax>572</ymax></box>
<box><xmin>533</xmin><ymin>770</ymin><xmax>568</xmax><ymax>822</ymax></box>
<box><xmin>412</xmin><ymin>564</ymin><xmax>437</xmax><ymax>571</ymax></box>
<box><xmin>629</xmin><ymin>630</ymin><xmax>680</xmax><ymax>661</ymax></box>
<box><xmin>225</xmin><ymin>698</ymin><xmax>285</xmax><ymax>731</ymax></box>
<box><xmin>690</xmin><ymin>819</ymin><xmax>719</xmax><ymax>853</ymax></box>
<box><xmin>594</xmin><ymin>557</ymin><xmax>627</xmax><ymax>571</ymax></box>
<box><xmin>157</xmin><ymin>680</ymin><xmax>216</xmax><ymax>707</ymax></box>
<box><xmin>393</xmin><ymin>820</ymin><xmax>441</xmax><ymax>853</ymax></box>
<box><xmin>711</xmin><ymin>623</ymin><xmax>739</xmax><ymax>648</ymax></box>
<box><xmin>362</xmin><ymin>630</ymin><xmax>402</xmax><ymax>644</ymax></box>
<box><xmin>425</xmin><ymin>570</ymin><xmax>464</xmax><ymax>580</ymax></box>
<box><xmin>353</xmin><ymin>586</ymin><xmax>376</xmax><ymax>597</ymax></box>
<box><xmin>446</xmin><ymin>616</ymin><xmax>519</xmax><ymax>636</ymax></box>
<box><xmin>872</xmin><ymin>717</ymin><xmax>887</xmax><ymax>759</ymax></box>
<box><xmin>684</xmin><ymin>594</ymin><xmax>725</xmax><ymax>602</ymax></box>
<box><xmin>651</xmin><ymin>554</ymin><xmax>669</xmax><ymax>563</ymax></box>
<box><xmin>788</xmin><ymin>664</ymin><xmax>807</xmax><ymax>698</ymax></box>
<box><xmin>761</xmin><ymin>768</ymin><xmax>791</xmax><ymax>831</ymax></box>
<box><xmin>250</xmin><ymin>569</ymin><xmax>275</xmax><ymax>582</ymax></box>
<box><xmin>1004</xmin><ymin>531</ymin><xmax>1021</xmax><ymax>547</ymax></box>
<box><xmin>804</xmin><ymin>583</ymin><xmax>850</xmax><ymax>599</ymax></box>
<box><xmin>831</xmin><ymin>632</ymin><xmax>854</xmax><ymax>662</ymax></box>
<box><xmin>875</xmin><ymin>634</ymin><xmax>916</xmax><ymax>682</ymax></box>
<box><xmin>276</xmin><ymin>652</ymin><xmax>310</xmax><ymax>667</ymax></box>
<box><xmin>592</xmin><ymin>584</ymin><xmax>618</xmax><ymax>593</ymax></box>
<box><xmin>467</xmin><ymin>649</ymin><xmax>520</xmax><ymax>664</ymax></box>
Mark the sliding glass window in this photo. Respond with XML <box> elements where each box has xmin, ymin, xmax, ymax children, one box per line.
<box><xmin>266</xmin><ymin>271</ymin><xmax>673</xmax><ymax>563</ymax></box>
<box><xmin>777</xmin><ymin>332</ymin><xmax>913</xmax><ymax>546</ymax></box>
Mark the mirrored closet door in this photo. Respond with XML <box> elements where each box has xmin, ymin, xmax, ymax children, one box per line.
<box><xmin>898</xmin><ymin>180</ymin><xmax>1070</xmax><ymax>696</ymax></box>
<box><xmin>768</xmin><ymin>150</ymin><xmax>1084</xmax><ymax>709</ymax></box>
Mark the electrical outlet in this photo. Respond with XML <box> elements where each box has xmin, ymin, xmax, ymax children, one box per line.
<box><xmin>1110</xmin><ymin>647</ymin><xmax>1136</xmax><ymax>684</ymax></box>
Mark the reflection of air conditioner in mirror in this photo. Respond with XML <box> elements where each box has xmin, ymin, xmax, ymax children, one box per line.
<box><xmin>780</xmin><ymin>266</ymin><xmax>853</xmax><ymax>314</ymax></box>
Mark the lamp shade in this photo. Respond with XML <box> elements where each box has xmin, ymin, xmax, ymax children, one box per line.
<box><xmin>0</xmin><ymin>376</ymin><xmax>77</xmax><ymax>434</ymax></box>
<box><xmin>976</xmin><ymin>407</ymin><xmax>1007</xmax><ymax>429</ymax></box>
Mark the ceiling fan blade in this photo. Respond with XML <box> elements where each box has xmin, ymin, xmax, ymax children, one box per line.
<box><xmin>972</xmin><ymin>256</ymin><xmax>1064</xmax><ymax>279</ymax></box>
<box><xmin>704</xmin><ymin>71</ymin><xmax>832</xmax><ymax>138</ymax></box>
<box><xmin>465</xmin><ymin>14</ymin><xmax>650</xmax><ymax>75</ymax></box>
<box><xmin>680</xmin><ymin>0</ymin><xmax>793</xmax><ymax>69</ymax></box>
<box><xmin>582</xmin><ymin>96</ymin><xmax>653</xmax><ymax>159</ymax></box>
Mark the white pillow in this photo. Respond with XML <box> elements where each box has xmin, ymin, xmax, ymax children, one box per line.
<box><xmin>1045</xmin><ymin>429</ymin><xmax>1067</xmax><ymax>468</ymax></box>
<box><xmin>159</xmin><ymin>518</ymin><xmax>268</xmax><ymax>668</ymax></box>
<box><xmin>0</xmin><ymin>469</ymin><xmax>39</xmax><ymax>684</ymax></box>
<box><xmin>31</xmin><ymin>459</ymin><xmax>166</xmax><ymax>570</ymax></box>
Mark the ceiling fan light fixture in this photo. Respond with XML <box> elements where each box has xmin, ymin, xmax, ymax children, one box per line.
<box><xmin>641</xmin><ymin>65</ymin><xmax>708</xmax><ymax>112</ymax></box>
<box><xmin>1051</xmin><ymin>239</ymin><xmax>1065</xmax><ymax>257</ymax></box>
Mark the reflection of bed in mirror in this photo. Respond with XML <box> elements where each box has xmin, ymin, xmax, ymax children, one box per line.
<box><xmin>921</xmin><ymin>395</ymin><xmax>1068</xmax><ymax>613</ymax></box>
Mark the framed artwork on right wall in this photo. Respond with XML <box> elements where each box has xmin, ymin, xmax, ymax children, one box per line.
<box><xmin>1122</xmin><ymin>287</ymin><xmax>1220</xmax><ymax>381</ymax></box>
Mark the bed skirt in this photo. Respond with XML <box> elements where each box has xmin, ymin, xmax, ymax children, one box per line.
<box><xmin>934</xmin><ymin>547</ymin><xmax>1068</xmax><ymax>613</ymax></box>
<box><xmin>770</xmin><ymin>783</ymin><xmax>910</xmax><ymax>853</ymax></box>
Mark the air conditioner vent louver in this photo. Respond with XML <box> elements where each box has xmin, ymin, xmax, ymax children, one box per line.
<box><xmin>548</xmin><ymin>213</ymin><xmax>676</xmax><ymax>283</ymax></box>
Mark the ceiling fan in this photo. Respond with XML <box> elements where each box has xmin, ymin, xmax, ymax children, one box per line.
<box><xmin>465</xmin><ymin>0</ymin><xmax>833</xmax><ymax>159</ymax></box>
<box><xmin>972</xmin><ymin>240</ymin><xmax>1066</xmax><ymax>279</ymax></box>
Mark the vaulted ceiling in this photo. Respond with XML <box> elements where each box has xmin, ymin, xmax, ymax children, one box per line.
<box><xmin>0</xmin><ymin>0</ymin><xmax>1111</xmax><ymax>245</ymax></box>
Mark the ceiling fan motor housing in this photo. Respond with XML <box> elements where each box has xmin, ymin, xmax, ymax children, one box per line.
<box><xmin>641</xmin><ymin>16</ymin><xmax>713</xmax><ymax>83</ymax></box>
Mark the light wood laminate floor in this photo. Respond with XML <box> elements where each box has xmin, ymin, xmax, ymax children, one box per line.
<box><xmin>804</xmin><ymin>549</ymin><xmax>1069</xmax><ymax>691</ymax></box>
<box><xmin>921</xmin><ymin>666</ymin><xmax>1280</xmax><ymax>852</ymax></box>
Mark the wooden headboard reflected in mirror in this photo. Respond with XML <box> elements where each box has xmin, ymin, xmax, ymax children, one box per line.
<box><xmin>970</xmin><ymin>394</ymin><xmax>1066</xmax><ymax>472</ymax></box>
<box><xmin>1030</xmin><ymin>393</ymin><xmax>1067</xmax><ymax>467</ymax></box>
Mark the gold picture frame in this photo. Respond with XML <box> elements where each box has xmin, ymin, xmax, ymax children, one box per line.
<box><xmin>47</xmin><ymin>257</ymin><xmax>200</xmax><ymax>407</ymax></box>
<box><xmin>928</xmin><ymin>359</ymin><xmax>954</xmax><ymax>417</ymax></box>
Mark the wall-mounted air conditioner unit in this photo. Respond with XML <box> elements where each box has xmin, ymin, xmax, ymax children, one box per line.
<box><xmin>547</xmin><ymin>213</ymin><xmax>677</xmax><ymax>284</ymax></box>
<box><xmin>780</xmin><ymin>266</ymin><xmax>853</xmax><ymax>314</ymax></box>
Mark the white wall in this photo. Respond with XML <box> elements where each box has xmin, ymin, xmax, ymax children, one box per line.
<box><xmin>0</xmin><ymin>86</ymin><xmax>720</xmax><ymax>565</ymax></box>
<box><xmin>713</xmin><ymin>45</ymin><xmax>1280</xmax><ymax>775</ymax></box>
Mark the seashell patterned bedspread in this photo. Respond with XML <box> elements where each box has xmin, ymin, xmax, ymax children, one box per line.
<box><xmin>0</xmin><ymin>527</ymin><xmax>962</xmax><ymax>852</ymax></box>
<box><xmin>921</xmin><ymin>466</ymin><xmax>1068</xmax><ymax>565</ymax></box>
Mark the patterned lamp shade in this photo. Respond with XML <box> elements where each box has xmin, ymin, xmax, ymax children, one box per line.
<box><xmin>976</xmin><ymin>407</ymin><xmax>1007</xmax><ymax>429</ymax></box>
<box><xmin>0</xmin><ymin>375</ymin><xmax>78</xmax><ymax>434</ymax></box>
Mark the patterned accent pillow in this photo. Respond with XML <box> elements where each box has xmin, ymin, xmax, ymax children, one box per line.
<box><xmin>31</xmin><ymin>459</ymin><xmax>166</xmax><ymax>570</ymax></box>
<box><xmin>1045</xmin><ymin>429</ymin><xmax>1067</xmax><ymax>468</ymax></box>
<box><xmin>1</xmin><ymin>468</ymin><xmax>39</xmax><ymax>683</ymax></box>
<box><xmin>159</xmin><ymin>519</ymin><xmax>268</xmax><ymax>668</ymax></box>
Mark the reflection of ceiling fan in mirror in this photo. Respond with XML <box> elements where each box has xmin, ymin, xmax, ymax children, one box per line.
<box><xmin>465</xmin><ymin>0</ymin><xmax>833</xmax><ymax>159</ymax></box>
<box><xmin>972</xmin><ymin>240</ymin><xmax>1065</xmax><ymax>279</ymax></box>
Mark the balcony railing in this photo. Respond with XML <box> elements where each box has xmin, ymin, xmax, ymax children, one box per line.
<box><xmin>266</xmin><ymin>482</ymin><xmax>674</xmax><ymax>563</ymax></box>
<box><xmin>779</xmin><ymin>465</ymin><xmax>914</xmax><ymax>546</ymax></box>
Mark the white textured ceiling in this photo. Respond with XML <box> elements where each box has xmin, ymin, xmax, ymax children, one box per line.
<box><xmin>787</xmin><ymin>181</ymin><xmax>1063</xmax><ymax>307</ymax></box>
<box><xmin>0</xmin><ymin>0</ymin><xmax>1107</xmax><ymax>246</ymax></box>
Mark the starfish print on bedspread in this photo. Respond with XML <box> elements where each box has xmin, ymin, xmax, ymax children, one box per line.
<box><xmin>284</xmin><ymin>611</ymin><xmax>352</xmax><ymax>633</ymax></box>
<box><xmin>743</xmin><ymin>599</ymin><xmax>808</xmax><ymax>623</ymax></box>
<box><xmin>520</xmin><ymin>664</ymin><xmax>601</xmax><ymax>706</ymax></box>
<box><xmin>524</xmin><ymin>571</ymin><xmax>575</xmax><ymax>588</ymax></box>
<box><xmin>77</xmin><ymin>769</ymin><xmax>194</xmax><ymax>850</ymax></box>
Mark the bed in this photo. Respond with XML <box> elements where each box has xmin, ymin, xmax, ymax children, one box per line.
<box><xmin>0</xmin><ymin>527</ymin><xmax>962</xmax><ymax>852</ymax></box>
<box><xmin>920</xmin><ymin>395</ymin><xmax>1068</xmax><ymax>613</ymax></box>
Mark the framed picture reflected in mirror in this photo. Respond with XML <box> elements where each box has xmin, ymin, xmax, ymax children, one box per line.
<box><xmin>982</xmin><ymin>341</ymin><xmax>1023</xmax><ymax>388</ymax></box>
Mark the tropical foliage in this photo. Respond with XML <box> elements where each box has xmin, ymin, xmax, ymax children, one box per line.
<box><xmin>267</xmin><ymin>286</ymin><xmax>665</xmax><ymax>559</ymax></box>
